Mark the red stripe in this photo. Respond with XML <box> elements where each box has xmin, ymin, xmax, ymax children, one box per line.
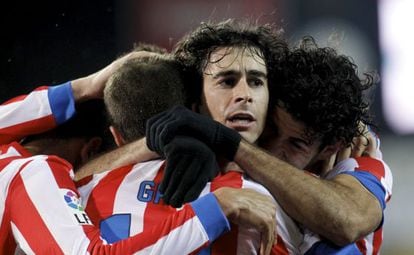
<box><xmin>372</xmin><ymin>227</ymin><xmax>383</xmax><ymax>255</ymax></box>
<box><xmin>85</xmin><ymin>164</ymin><xmax>134</xmax><ymax>225</ymax></box>
<box><xmin>356</xmin><ymin>239</ymin><xmax>367</xmax><ymax>255</ymax></box>
<box><xmin>75</xmin><ymin>175</ymin><xmax>93</xmax><ymax>188</ymax></box>
<box><xmin>1</xmin><ymin>94</ymin><xmax>28</xmax><ymax>105</ymax></box>
<box><xmin>46</xmin><ymin>158</ymin><xmax>76</xmax><ymax>194</ymax></box>
<box><xmin>210</xmin><ymin>171</ymin><xmax>243</xmax><ymax>255</ymax></box>
<box><xmin>0</xmin><ymin>155</ymin><xmax>22</xmax><ymax>171</ymax></box>
<box><xmin>355</xmin><ymin>157</ymin><xmax>385</xmax><ymax>181</ymax></box>
<box><xmin>126</xmin><ymin>204</ymin><xmax>199</xmax><ymax>251</ymax></box>
<box><xmin>137</xmin><ymin>163</ymin><xmax>212</xmax><ymax>252</ymax></box>
<box><xmin>0</xmin><ymin>86</ymin><xmax>48</xmax><ymax>105</ymax></box>
<box><xmin>143</xmin><ymin>163</ymin><xmax>178</xmax><ymax>230</ymax></box>
<box><xmin>0</xmin><ymin>115</ymin><xmax>56</xmax><ymax>144</ymax></box>
<box><xmin>0</xmin><ymin>179</ymin><xmax>16</xmax><ymax>254</ymax></box>
<box><xmin>9</xmin><ymin>170</ymin><xmax>64</xmax><ymax>254</ymax></box>
<box><xmin>271</xmin><ymin>235</ymin><xmax>289</xmax><ymax>255</ymax></box>
<box><xmin>0</xmin><ymin>148</ymin><xmax>29</xmax><ymax>253</ymax></box>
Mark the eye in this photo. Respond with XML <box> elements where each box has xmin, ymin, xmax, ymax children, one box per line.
<box><xmin>249</xmin><ymin>78</ymin><xmax>265</xmax><ymax>87</ymax></box>
<box><xmin>290</xmin><ymin>139</ymin><xmax>308</xmax><ymax>152</ymax></box>
<box><xmin>218</xmin><ymin>77</ymin><xmax>236</xmax><ymax>87</ymax></box>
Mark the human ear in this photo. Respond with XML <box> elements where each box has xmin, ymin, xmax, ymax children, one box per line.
<box><xmin>80</xmin><ymin>137</ymin><xmax>102</xmax><ymax>164</ymax></box>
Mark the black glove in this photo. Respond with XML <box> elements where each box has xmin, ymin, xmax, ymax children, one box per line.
<box><xmin>146</xmin><ymin>106</ymin><xmax>241</xmax><ymax>160</ymax></box>
<box><xmin>161</xmin><ymin>136</ymin><xmax>219</xmax><ymax>207</ymax></box>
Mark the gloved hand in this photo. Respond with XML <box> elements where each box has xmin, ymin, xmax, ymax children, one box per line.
<box><xmin>161</xmin><ymin>135</ymin><xmax>219</xmax><ymax>207</ymax></box>
<box><xmin>146</xmin><ymin>106</ymin><xmax>241</xmax><ymax>160</ymax></box>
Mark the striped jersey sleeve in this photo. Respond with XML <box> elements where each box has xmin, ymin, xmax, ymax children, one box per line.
<box><xmin>325</xmin><ymin>157</ymin><xmax>392</xmax><ymax>211</ymax></box>
<box><xmin>321</xmin><ymin>137</ymin><xmax>393</xmax><ymax>255</ymax></box>
<box><xmin>0</xmin><ymin>82</ymin><xmax>76</xmax><ymax>144</ymax></box>
<box><xmin>0</xmin><ymin>144</ymin><xmax>229</xmax><ymax>254</ymax></box>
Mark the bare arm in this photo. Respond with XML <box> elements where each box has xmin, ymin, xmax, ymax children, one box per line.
<box><xmin>75</xmin><ymin>137</ymin><xmax>158</xmax><ymax>180</ymax></box>
<box><xmin>71</xmin><ymin>51</ymin><xmax>153</xmax><ymax>102</ymax></box>
<box><xmin>234</xmin><ymin>140</ymin><xmax>382</xmax><ymax>245</ymax></box>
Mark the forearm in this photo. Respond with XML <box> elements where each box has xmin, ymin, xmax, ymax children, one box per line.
<box><xmin>235</xmin><ymin>140</ymin><xmax>381</xmax><ymax>245</ymax></box>
<box><xmin>75</xmin><ymin>138</ymin><xmax>158</xmax><ymax>180</ymax></box>
<box><xmin>71</xmin><ymin>75</ymin><xmax>95</xmax><ymax>102</ymax></box>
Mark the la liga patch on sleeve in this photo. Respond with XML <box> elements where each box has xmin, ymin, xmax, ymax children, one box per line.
<box><xmin>61</xmin><ymin>189</ymin><xmax>93</xmax><ymax>226</ymax></box>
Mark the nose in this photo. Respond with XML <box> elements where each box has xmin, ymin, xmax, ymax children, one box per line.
<box><xmin>233</xmin><ymin>80</ymin><xmax>252</xmax><ymax>103</ymax></box>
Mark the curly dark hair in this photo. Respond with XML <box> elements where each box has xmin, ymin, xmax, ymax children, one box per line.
<box><xmin>173</xmin><ymin>19</ymin><xmax>288</xmax><ymax>106</ymax></box>
<box><xmin>272</xmin><ymin>36</ymin><xmax>375</xmax><ymax>147</ymax></box>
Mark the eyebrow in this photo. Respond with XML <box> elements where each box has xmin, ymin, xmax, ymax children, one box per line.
<box><xmin>211</xmin><ymin>69</ymin><xmax>267</xmax><ymax>79</ymax></box>
<box><xmin>248</xmin><ymin>70</ymin><xmax>267</xmax><ymax>79</ymax></box>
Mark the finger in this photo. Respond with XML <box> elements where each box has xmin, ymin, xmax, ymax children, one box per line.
<box><xmin>153</xmin><ymin>114</ymin><xmax>176</xmax><ymax>153</ymax></box>
<box><xmin>169</xmin><ymin>156</ymin><xmax>207</xmax><ymax>207</ymax></box>
<box><xmin>351</xmin><ymin>136</ymin><xmax>368</xmax><ymax>158</ymax></box>
<box><xmin>260</xmin><ymin>225</ymin><xmax>273</xmax><ymax>255</ymax></box>
<box><xmin>364</xmin><ymin>132</ymin><xmax>377</xmax><ymax>158</ymax></box>
<box><xmin>158</xmin><ymin>119</ymin><xmax>182</xmax><ymax>152</ymax></box>
<box><xmin>161</xmin><ymin>153</ymin><xmax>185</xmax><ymax>204</ymax></box>
<box><xmin>159</xmin><ymin>153</ymin><xmax>178</xmax><ymax>194</ymax></box>
<box><xmin>336</xmin><ymin>146</ymin><xmax>351</xmax><ymax>163</ymax></box>
<box><xmin>146</xmin><ymin>110</ymin><xmax>169</xmax><ymax>151</ymax></box>
<box><xmin>320</xmin><ymin>153</ymin><xmax>336</xmax><ymax>176</ymax></box>
<box><xmin>182</xmin><ymin>161</ymin><xmax>218</xmax><ymax>204</ymax></box>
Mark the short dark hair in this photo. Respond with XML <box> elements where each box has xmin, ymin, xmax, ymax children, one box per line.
<box><xmin>272</xmin><ymin>36</ymin><xmax>374</xmax><ymax>147</ymax></box>
<box><xmin>104</xmin><ymin>54</ymin><xmax>185</xmax><ymax>142</ymax></box>
<box><xmin>173</xmin><ymin>19</ymin><xmax>287</xmax><ymax>105</ymax></box>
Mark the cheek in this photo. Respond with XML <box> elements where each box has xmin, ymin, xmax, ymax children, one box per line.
<box><xmin>286</xmin><ymin>153</ymin><xmax>312</xmax><ymax>169</ymax></box>
<box><xmin>202</xmin><ymin>94</ymin><xmax>226</xmax><ymax>121</ymax></box>
<box><xmin>255</xmin><ymin>90</ymin><xmax>269</xmax><ymax>119</ymax></box>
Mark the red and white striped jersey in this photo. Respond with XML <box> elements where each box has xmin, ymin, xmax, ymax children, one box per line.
<box><xmin>78</xmin><ymin>160</ymin><xmax>304</xmax><ymax>255</ymax></box>
<box><xmin>323</xmin><ymin>156</ymin><xmax>392</xmax><ymax>255</ymax></box>
<box><xmin>0</xmin><ymin>83</ymin><xmax>76</xmax><ymax>145</ymax></box>
<box><xmin>1</xmin><ymin>84</ymin><xmax>393</xmax><ymax>254</ymax></box>
<box><xmin>0</xmin><ymin>142</ymin><xmax>230</xmax><ymax>254</ymax></box>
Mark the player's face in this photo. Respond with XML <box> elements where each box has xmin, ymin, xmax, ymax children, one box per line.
<box><xmin>261</xmin><ymin>107</ymin><xmax>324</xmax><ymax>169</ymax></box>
<box><xmin>200</xmin><ymin>46</ymin><xmax>269</xmax><ymax>143</ymax></box>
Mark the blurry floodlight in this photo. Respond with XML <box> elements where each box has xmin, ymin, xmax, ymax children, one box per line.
<box><xmin>379</xmin><ymin>0</ymin><xmax>414</xmax><ymax>134</ymax></box>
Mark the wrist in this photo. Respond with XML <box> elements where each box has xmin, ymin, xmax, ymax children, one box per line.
<box><xmin>216</xmin><ymin>125</ymin><xmax>241</xmax><ymax>160</ymax></box>
<box><xmin>213</xmin><ymin>187</ymin><xmax>238</xmax><ymax>219</ymax></box>
<box><xmin>71</xmin><ymin>76</ymin><xmax>93</xmax><ymax>102</ymax></box>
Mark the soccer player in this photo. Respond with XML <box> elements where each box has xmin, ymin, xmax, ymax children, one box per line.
<box><xmin>148</xmin><ymin>36</ymin><xmax>392</xmax><ymax>254</ymax></box>
<box><xmin>78</xmin><ymin>46</ymin><xmax>284</xmax><ymax>254</ymax></box>
<box><xmin>0</xmin><ymin>51</ymin><xmax>275</xmax><ymax>254</ymax></box>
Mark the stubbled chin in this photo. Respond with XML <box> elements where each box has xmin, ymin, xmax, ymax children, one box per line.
<box><xmin>238</xmin><ymin>130</ymin><xmax>259</xmax><ymax>144</ymax></box>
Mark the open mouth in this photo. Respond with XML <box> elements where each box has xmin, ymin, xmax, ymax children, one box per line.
<box><xmin>226</xmin><ymin>112</ymin><xmax>256</xmax><ymax>130</ymax></box>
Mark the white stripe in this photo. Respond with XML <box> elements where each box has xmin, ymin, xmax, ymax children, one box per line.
<box><xmin>133</xmin><ymin>216</ymin><xmax>208</xmax><ymax>255</ymax></box>
<box><xmin>0</xmin><ymin>90</ymin><xmax>52</xmax><ymax>129</ymax></box>
<box><xmin>0</xmin><ymin>158</ymin><xmax>33</xmax><ymax>227</ymax></box>
<box><xmin>11</xmin><ymin>222</ymin><xmax>35</xmax><ymax>255</ymax></box>
<box><xmin>365</xmin><ymin>233</ymin><xmax>374</xmax><ymax>255</ymax></box>
<box><xmin>0</xmin><ymin>146</ymin><xmax>21</xmax><ymax>159</ymax></box>
<box><xmin>114</xmin><ymin>160</ymin><xmax>164</xmax><ymax>235</ymax></box>
<box><xmin>380</xmin><ymin>160</ymin><xmax>393</xmax><ymax>200</ymax></box>
<box><xmin>20</xmin><ymin>158</ymin><xmax>93</xmax><ymax>254</ymax></box>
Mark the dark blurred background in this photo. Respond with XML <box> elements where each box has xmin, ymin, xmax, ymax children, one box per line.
<box><xmin>1</xmin><ymin>0</ymin><xmax>412</xmax><ymax>253</ymax></box>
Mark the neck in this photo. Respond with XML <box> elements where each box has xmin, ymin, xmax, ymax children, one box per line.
<box><xmin>219</xmin><ymin>159</ymin><xmax>243</xmax><ymax>174</ymax></box>
<box><xmin>23</xmin><ymin>140</ymin><xmax>55</xmax><ymax>156</ymax></box>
